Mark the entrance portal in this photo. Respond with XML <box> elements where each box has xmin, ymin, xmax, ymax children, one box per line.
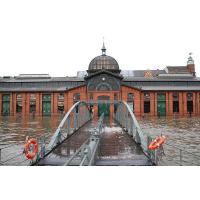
<box><xmin>98</xmin><ymin>96</ymin><xmax>110</xmax><ymax>116</ymax></box>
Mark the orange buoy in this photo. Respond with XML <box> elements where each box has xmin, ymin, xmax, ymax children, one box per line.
<box><xmin>24</xmin><ymin>138</ymin><xmax>38</xmax><ymax>160</ymax></box>
<box><xmin>148</xmin><ymin>136</ymin><xmax>166</xmax><ymax>150</ymax></box>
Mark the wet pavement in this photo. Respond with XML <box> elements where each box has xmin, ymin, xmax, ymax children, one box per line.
<box><xmin>96</xmin><ymin>118</ymin><xmax>151</xmax><ymax>166</ymax></box>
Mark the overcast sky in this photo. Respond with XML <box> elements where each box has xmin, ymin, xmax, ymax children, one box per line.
<box><xmin>0</xmin><ymin>0</ymin><xmax>199</xmax><ymax>77</ymax></box>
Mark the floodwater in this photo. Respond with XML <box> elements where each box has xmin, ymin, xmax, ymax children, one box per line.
<box><xmin>138</xmin><ymin>116</ymin><xmax>200</xmax><ymax>165</ymax></box>
<box><xmin>0</xmin><ymin>115</ymin><xmax>200</xmax><ymax>165</ymax></box>
<box><xmin>0</xmin><ymin>115</ymin><xmax>63</xmax><ymax>165</ymax></box>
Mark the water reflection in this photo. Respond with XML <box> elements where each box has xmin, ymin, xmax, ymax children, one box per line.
<box><xmin>0</xmin><ymin>115</ymin><xmax>63</xmax><ymax>145</ymax></box>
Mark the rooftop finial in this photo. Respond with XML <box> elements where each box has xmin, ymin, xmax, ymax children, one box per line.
<box><xmin>187</xmin><ymin>52</ymin><xmax>194</xmax><ymax>64</ymax></box>
<box><xmin>101</xmin><ymin>37</ymin><xmax>106</xmax><ymax>55</ymax></box>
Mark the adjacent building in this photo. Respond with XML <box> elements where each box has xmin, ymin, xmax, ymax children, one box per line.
<box><xmin>0</xmin><ymin>44</ymin><xmax>199</xmax><ymax>117</ymax></box>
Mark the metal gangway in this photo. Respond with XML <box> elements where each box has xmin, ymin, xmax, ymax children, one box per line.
<box><xmin>63</xmin><ymin>113</ymin><xmax>104</xmax><ymax>166</ymax></box>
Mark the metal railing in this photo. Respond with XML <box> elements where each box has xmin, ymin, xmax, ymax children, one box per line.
<box><xmin>34</xmin><ymin>101</ymin><xmax>92</xmax><ymax>164</ymax></box>
<box><xmin>0</xmin><ymin>101</ymin><xmax>91</xmax><ymax>166</ymax></box>
<box><xmin>63</xmin><ymin>113</ymin><xmax>104</xmax><ymax>166</ymax></box>
<box><xmin>0</xmin><ymin>133</ymin><xmax>51</xmax><ymax>166</ymax></box>
<box><xmin>162</xmin><ymin>142</ymin><xmax>200</xmax><ymax>166</ymax></box>
<box><xmin>114</xmin><ymin>101</ymin><xmax>200</xmax><ymax>166</ymax></box>
<box><xmin>114</xmin><ymin>101</ymin><xmax>164</xmax><ymax>165</ymax></box>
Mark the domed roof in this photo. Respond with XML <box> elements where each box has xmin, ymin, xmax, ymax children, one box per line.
<box><xmin>88</xmin><ymin>43</ymin><xmax>120</xmax><ymax>71</ymax></box>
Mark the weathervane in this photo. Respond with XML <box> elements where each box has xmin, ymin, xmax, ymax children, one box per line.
<box><xmin>187</xmin><ymin>52</ymin><xmax>194</xmax><ymax>64</ymax></box>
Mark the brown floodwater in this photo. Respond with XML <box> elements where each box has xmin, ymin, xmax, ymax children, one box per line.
<box><xmin>0</xmin><ymin>115</ymin><xmax>63</xmax><ymax>165</ymax></box>
<box><xmin>138</xmin><ymin>116</ymin><xmax>200</xmax><ymax>165</ymax></box>
<box><xmin>0</xmin><ymin>115</ymin><xmax>200</xmax><ymax>165</ymax></box>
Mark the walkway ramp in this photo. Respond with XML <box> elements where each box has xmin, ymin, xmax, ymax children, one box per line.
<box><xmin>37</xmin><ymin>117</ymin><xmax>151</xmax><ymax>166</ymax></box>
<box><xmin>95</xmin><ymin>118</ymin><xmax>151</xmax><ymax>166</ymax></box>
<box><xmin>37</xmin><ymin>119</ymin><xmax>98</xmax><ymax>166</ymax></box>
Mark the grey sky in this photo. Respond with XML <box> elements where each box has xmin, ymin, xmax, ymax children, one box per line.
<box><xmin>0</xmin><ymin>0</ymin><xmax>199</xmax><ymax>77</ymax></box>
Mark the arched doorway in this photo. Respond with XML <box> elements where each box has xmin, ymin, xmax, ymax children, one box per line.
<box><xmin>98</xmin><ymin>96</ymin><xmax>110</xmax><ymax>116</ymax></box>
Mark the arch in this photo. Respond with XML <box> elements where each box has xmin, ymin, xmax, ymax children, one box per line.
<box><xmin>96</xmin><ymin>83</ymin><xmax>112</xmax><ymax>91</ymax></box>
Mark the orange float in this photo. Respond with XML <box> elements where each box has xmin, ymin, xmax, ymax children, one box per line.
<box><xmin>24</xmin><ymin>138</ymin><xmax>38</xmax><ymax>159</ymax></box>
<box><xmin>148</xmin><ymin>136</ymin><xmax>166</xmax><ymax>150</ymax></box>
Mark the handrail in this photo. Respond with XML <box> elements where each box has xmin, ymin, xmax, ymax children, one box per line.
<box><xmin>64</xmin><ymin>113</ymin><xmax>104</xmax><ymax>166</ymax></box>
<box><xmin>164</xmin><ymin>142</ymin><xmax>200</xmax><ymax>166</ymax></box>
<box><xmin>33</xmin><ymin>101</ymin><xmax>91</xmax><ymax>165</ymax></box>
<box><xmin>0</xmin><ymin>101</ymin><xmax>91</xmax><ymax>166</ymax></box>
<box><xmin>47</xmin><ymin>101</ymin><xmax>91</xmax><ymax>150</ymax></box>
<box><xmin>114</xmin><ymin>101</ymin><xmax>162</xmax><ymax>164</ymax></box>
<box><xmin>114</xmin><ymin>100</ymin><xmax>200</xmax><ymax>166</ymax></box>
<box><xmin>165</xmin><ymin>142</ymin><xmax>200</xmax><ymax>158</ymax></box>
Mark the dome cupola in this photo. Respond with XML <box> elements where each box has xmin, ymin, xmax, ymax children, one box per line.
<box><xmin>88</xmin><ymin>43</ymin><xmax>120</xmax><ymax>74</ymax></box>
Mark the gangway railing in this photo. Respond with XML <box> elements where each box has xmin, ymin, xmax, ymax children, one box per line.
<box><xmin>114</xmin><ymin>101</ymin><xmax>163</xmax><ymax>165</ymax></box>
<box><xmin>34</xmin><ymin>101</ymin><xmax>92</xmax><ymax>164</ymax></box>
<box><xmin>162</xmin><ymin>142</ymin><xmax>200</xmax><ymax>166</ymax></box>
<box><xmin>114</xmin><ymin>101</ymin><xmax>200</xmax><ymax>166</ymax></box>
<box><xmin>0</xmin><ymin>101</ymin><xmax>91</xmax><ymax>166</ymax></box>
<box><xmin>0</xmin><ymin>132</ymin><xmax>51</xmax><ymax>166</ymax></box>
<box><xmin>63</xmin><ymin>113</ymin><xmax>104</xmax><ymax>166</ymax></box>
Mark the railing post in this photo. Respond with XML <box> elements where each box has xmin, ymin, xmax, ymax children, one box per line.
<box><xmin>74</xmin><ymin>110</ymin><xmax>77</xmax><ymax>130</ymax></box>
<box><xmin>67</xmin><ymin>116</ymin><xmax>70</xmax><ymax>135</ymax></box>
<box><xmin>41</xmin><ymin>136</ymin><xmax>46</xmax><ymax>158</ymax></box>
<box><xmin>180</xmin><ymin>149</ymin><xmax>182</xmax><ymax>166</ymax></box>
<box><xmin>0</xmin><ymin>148</ymin><xmax>1</xmax><ymax>161</ymax></box>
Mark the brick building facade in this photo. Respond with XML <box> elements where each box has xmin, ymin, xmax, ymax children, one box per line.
<box><xmin>0</xmin><ymin>45</ymin><xmax>199</xmax><ymax>117</ymax></box>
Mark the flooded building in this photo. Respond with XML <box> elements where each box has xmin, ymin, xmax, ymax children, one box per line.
<box><xmin>0</xmin><ymin>44</ymin><xmax>199</xmax><ymax>117</ymax></box>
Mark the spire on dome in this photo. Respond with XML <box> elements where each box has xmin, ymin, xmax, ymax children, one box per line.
<box><xmin>101</xmin><ymin>38</ymin><xmax>106</xmax><ymax>55</ymax></box>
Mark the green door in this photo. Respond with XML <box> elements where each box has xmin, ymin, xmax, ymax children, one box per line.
<box><xmin>2</xmin><ymin>94</ymin><xmax>10</xmax><ymax>115</ymax></box>
<box><xmin>42</xmin><ymin>94</ymin><xmax>51</xmax><ymax>116</ymax></box>
<box><xmin>98</xmin><ymin>103</ymin><xmax>110</xmax><ymax>116</ymax></box>
<box><xmin>157</xmin><ymin>93</ymin><xmax>166</xmax><ymax>116</ymax></box>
